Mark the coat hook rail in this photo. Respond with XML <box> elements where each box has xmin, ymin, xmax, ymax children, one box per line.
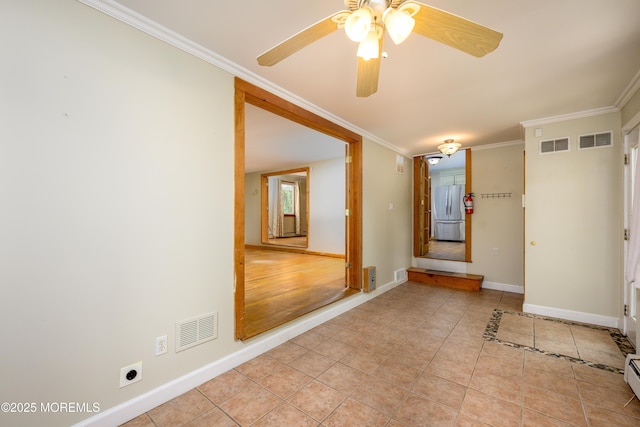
<box><xmin>481</xmin><ymin>192</ymin><xmax>512</xmax><ymax>199</ymax></box>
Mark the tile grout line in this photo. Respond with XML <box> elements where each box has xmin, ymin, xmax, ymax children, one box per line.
<box><xmin>124</xmin><ymin>286</ymin><xmax>640</xmax><ymax>426</ymax></box>
<box><xmin>485</xmin><ymin>309</ymin><xmax>632</xmax><ymax>374</ymax></box>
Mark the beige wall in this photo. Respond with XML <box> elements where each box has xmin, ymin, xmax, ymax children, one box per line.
<box><xmin>308</xmin><ymin>157</ymin><xmax>347</xmax><ymax>254</ymax></box>
<box><xmin>1</xmin><ymin>2</ymin><xmax>414</xmax><ymax>425</ymax></box>
<box><xmin>362</xmin><ymin>142</ymin><xmax>413</xmax><ymax>285</ymax></box>
<box><xmin>245</xmin><ymin>156</ymin><xmax>345</xmax><ymax>254</ymax></box>
<box><xmin>1</xmin><ymin>1</ymin><xmax>237</xmax><ymax>425</ymax></box>
<box><xmin>523</xmin><ymin>112</ymin><xmax>623</xmax><ymax>323</ymax></box>
<box><xmin>245</xmin><ymin>172</ymin><xmax>263</xmax><ymax>244</ymax></box>
<box><xmin>467</xmin><ymin>143</ymin><xmax>525</xmax><ymax>288</ymax></box>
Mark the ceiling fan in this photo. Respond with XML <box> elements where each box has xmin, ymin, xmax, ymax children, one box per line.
<box><xmin>257</xmin><ymin>0</ymin><xmax>503</xmax><ymax>97</ymax></box>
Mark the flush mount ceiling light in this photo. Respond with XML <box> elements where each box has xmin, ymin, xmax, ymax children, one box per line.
<box><xmin>257</xmin><ymin>0</ymin><xmax>503</xmax><ymax>98</ymax></box>
<box><xmin>438</xmin><ymin>139</ymin><xmax>462</xmax><ymax>157</ymax></box>
<box><xmin>426</xmin><ymin>155</ymin><xmax>442</xmax><ymax>165</ymax></box>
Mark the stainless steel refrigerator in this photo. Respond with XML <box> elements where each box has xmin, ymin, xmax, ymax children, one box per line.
<box><xmin>433</xmin><ymin>184</ymin><xmax>465</xmax><ymax>241</ymax></box>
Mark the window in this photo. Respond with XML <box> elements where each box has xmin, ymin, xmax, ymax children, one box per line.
<box><xmin>281</xmin><ymin>182</ymin><xmax>295</xmax><ymax>215</ymax></box>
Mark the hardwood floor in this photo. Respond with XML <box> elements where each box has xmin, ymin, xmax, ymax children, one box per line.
<box><xmin>266</xmin><ymin>235</ymin><xmax>307</xmax><ymax>247</ymax></box>
<box><xmin>244</xmin><ymin>248</ymin><xmax>358</xmax><ymax>338</ymax></box>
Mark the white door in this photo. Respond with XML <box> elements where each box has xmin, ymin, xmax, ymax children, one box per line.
<box><xmin>624</xmin><ymin>127</ymin><xmax>639</xmax><ymax>347</ymax></box>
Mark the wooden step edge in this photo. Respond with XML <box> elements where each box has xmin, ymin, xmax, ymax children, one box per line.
<box><xmin>407</xmin><ymin>268</ymin><xmax>484</xmax><ymax>292</ymax></box>
<box><xmin>407</xmin><ymin>268</ymin><xmax>484</xmax><ymax>281</ymax></box>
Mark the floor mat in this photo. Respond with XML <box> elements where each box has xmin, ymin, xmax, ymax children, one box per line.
<box><xmin>483</xmin><ymin>309</ymin><xmax>635</xmax><ymax>374</ymax></box>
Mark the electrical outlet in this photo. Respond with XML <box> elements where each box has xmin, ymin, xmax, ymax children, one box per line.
<box><xmin>155</xmin><ymin>335</ymin><xmax>167</xmax><ymax>356</ymax></box>
<box><xmin>119</xmin><ymin>361</ymin><xmax>142</xmax><ymax>388</ymax></box>
<box><xmin>492</xmin><ymin>247</ymin><xmax>499</xmax><ymax>256</ymax></box>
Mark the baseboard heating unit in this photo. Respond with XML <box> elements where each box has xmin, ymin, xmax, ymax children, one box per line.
<box><xmin>624</xmin><ymin>354</ymin><xmax>640</xmax><ymax>400</ymax></box>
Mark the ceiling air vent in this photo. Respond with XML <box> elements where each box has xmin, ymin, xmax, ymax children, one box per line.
<box><xmin>175</xmin><ymin>312</ymin><xmax>218</xmax><ymax>352</ymax></box>
<box><xmin>578</xmin><ymin>131</ymin><xmax>612</xmax><ymax>150</ymax></box>
<box><xmin>539</xmin><ymin>137</ymin><xmax>570</xmax><ymax>154</ymax></box>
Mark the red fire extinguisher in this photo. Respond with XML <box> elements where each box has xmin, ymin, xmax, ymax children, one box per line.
<box><xmin>463</xmin><ymin>193</ymin><xmax>474</xmax><ymax>214</ymax></box>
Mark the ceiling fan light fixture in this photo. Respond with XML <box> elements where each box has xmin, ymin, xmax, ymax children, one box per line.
<box><xmin>345</xmin><ymin>6</ymin><xmax>373</xmax><ymax>42</ymax></box>
<box><xmin>257</xmin><ymin>0</ymin><xmax>502</xmax><ymax>97</ymax></box>
<box><xmin>357</xmin><ymin>26</ymin><xmax>381</xmax><ymax>60</ymax></box>
<box><xmin>384</xmin><ymin>8</ymin><xmax>415</xmax><ymax>45</ymax></box>
<box><xmin>438</xmin><ymin>139</ymin><xmax>462</xmax><ymax>157</ymax></box>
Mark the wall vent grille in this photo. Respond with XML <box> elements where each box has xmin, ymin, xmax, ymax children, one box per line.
<box><xmin>175</xmin><ymin>312</ymin><xmax>218</xmax><ymax>352</ymax></box>
<box><xmin>394</xmin><ymin>268</ymin><xmax>408</xmax><ymax>284</ymax></box>
<box><xmin>539</xmin><ymin>137</ymin><xmax>570</xmax><ymax>154</ymax></box>
<box><xmin>578</xmin><ymin>131</ymin><xmax>612</xmax><ymax>150</ymax></box>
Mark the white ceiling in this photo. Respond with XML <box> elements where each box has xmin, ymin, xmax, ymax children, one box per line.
<box><xmin>245</xmin><ymin>104</ymin><xmax>346</xmax><ymax>173</ymax></box>
<box><xmin>109</xmin><ymin>0</ymin><xmax>640</xmax><ymax>166</ymax></box>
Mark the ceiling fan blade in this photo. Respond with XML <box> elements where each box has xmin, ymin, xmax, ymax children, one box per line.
<box><xmin>356</xmin><ymin>38</ymin><xmax>382</xmax><ymax>97</ymax></box>
<box><xmin>257</xmin><ymin>11</ymin><xmax>349</xmax><ymax>66</ymax></box>
<box><xmin>409</xmin><ymin>2</ymin><xmax>503</xmax><ymax>57</ymax></box>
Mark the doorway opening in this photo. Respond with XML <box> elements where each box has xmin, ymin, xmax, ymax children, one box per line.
<box><xmin>261</xmin><ymin>168</ymin><xmax>309</xmax><ymax>249</ymax></box>
<box><xmin>234</xmin><ymin>78</ymin><xmax>362</xmax><ymax>340</ymax></box>
<box><xmin>624</xmin><ymin>126</ymin><xmax>639</xmax><ymax>348</ymax></box>
<box><xmin>413</xmin><ymin>149</ymin><xmax>472</xmax><ymax>262</ymax></box>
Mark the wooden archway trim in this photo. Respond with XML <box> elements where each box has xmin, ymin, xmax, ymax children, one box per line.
<box><xmin>234</xmin><ymin>77</ymin><xmax>362</xmax><ymax>340</ymax></box>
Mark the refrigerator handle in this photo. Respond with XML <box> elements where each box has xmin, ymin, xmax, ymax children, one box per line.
<box><xmin>445</xmin><ymin>191</ymin><xmax>448</xmax><ymax>216</ymax></box>
<box><xmin>444</xmin><ymin>191</ymin><xmax>450</xmax><ymax>216</ymax></box>
<box><xmin>445</xmin><ymin>192</ymin><xmax>448</xmax><ymax>216</ymax></box>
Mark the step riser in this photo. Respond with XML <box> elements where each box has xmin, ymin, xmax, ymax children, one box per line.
<box><xmin>407</xmin><ymin>269</ymin><xmax>483</xmax><ymax>292</ymax></box>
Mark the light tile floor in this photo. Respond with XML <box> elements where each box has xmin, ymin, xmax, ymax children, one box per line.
<box><xmin>122</xmin><ymin>283</ymin><xmax>640</xmax><ymax>426</ymax></box>
<box><xmin>493</xmin><ymin>311</ymin><xmax>630</xmax><ymax>372</ymax></box>
<box><xmin>425</xmin><ymin>241</ymin><xmax>465</xmax><ymax>261</ymax></box>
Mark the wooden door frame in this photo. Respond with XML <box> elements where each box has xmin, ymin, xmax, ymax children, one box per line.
<box><xmin>234</xmin><ymin>77</ymin><xmax>362</xmax><ymax>340</ymax></box>
<box><xmin>260</xmin><ymin>167</ymin><xmax>310</xmax><ymax>246</ymax></box>
<box><xmin>412</xmin><ymin>156</ymin><xmax>430</xmax><ymax>256</ymax></box>
<box><xmin>413</xmin><ymin>149</ymin><xmax>472</xmax><ymax>261</ymax></box>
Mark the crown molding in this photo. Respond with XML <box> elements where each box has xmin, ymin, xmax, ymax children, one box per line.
<box><xmin>519</xmin><ymin>106</ymin><xmax>619</xmax><ymax>128</ymax></box>
<box><xmin>616</xmin><ymin>68</ymin><xmax>640</xmax><ymax>109</ymax></box>
<box><xmin>78</xmin><ymin>0</ymin><xmax>245</xmax><ymax>77</ymax></box>
<box><xmin>470</xmin><ymin>140</ymin><xmax>524</xmax><ymax>151</ymax></box>
<box><xmin>77</xmin><ymin>0</ymin><xmax>408</xmax><ymax>156</ymax></box>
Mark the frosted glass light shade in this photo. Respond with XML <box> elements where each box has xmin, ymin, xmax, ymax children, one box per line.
<box><xmin>357</xmin><ymin>29</ymin><xmax>379</xmax><ymax>60</ymax></box>
<box><xmin>345</xmin><ymin>7</ymin><xmax>373</xmax><ymax>42</ymax></box>
<box><xmin>384</xmin><ymin>9</ymin><xmax>415</xmax><ymax>45</ymax></box>
<box><xmin>438</xmin><ymin>141</ymin><xmax>462</xmax><ymax>156</ymax></box>
<box><xmin>426</xmin><ymin>155</ymin><xmax>442</xmax><ymax>165</ymax></box>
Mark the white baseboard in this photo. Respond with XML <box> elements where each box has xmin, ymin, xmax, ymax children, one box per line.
<box><xmin>523</xmin><ymin>303</ymin><xmax>620</xmax><ymax>328</ymax></box>
<box><xmin>74</xmin><ymin>279</ymin><xmax>403</xmax><ymax>427</ymax></box>
<box><xmin>482</xmin><ymin>280</ymin><xmax>524</xmax><ymax>294</ymax></box>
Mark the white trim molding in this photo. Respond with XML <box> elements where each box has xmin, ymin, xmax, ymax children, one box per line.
<box><xmin>76</xmin><ymin>0</ymin><xmax>409</xmax><ymax>158</ymax></box>
<box><xmin>482</xmin><ymin>281</ymin><xmax>524</xmax><ymax>294</ymax></box>
<box><xmin>523</xmin><ymin>303</ymin><xmax>619</xmax><ymax>329</ymax></box>
<box><xmin>520</xmin><ymin>106</ymin><xmax>620</xmax><ymax>128</ymax></box>
<box><xmin>73</xmin><ymin>279</ymin><xmax>403</xmax><ymax>427</ymax></box>
<box><xmin>616</xmin><ymin>68</ymin><xmax>640</xmax><ymax>110</ymax></box>
<box><xmin>470</xmin><ymin>140</ymin><xmax>524</xmax><ymax>151</ymax></box>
